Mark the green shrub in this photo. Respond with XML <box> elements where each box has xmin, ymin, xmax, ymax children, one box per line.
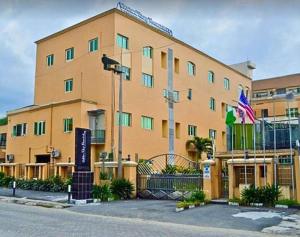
<box><xmin>0</xmin><ymin>172</ymin><xmax>5</xmax><ymax>180</ymax></box>
<box><xmin>241</xmin><ymin>184</ymin><xmax>281</xmax><ymax>206</ymax></box>
<box><xmin>189</xmin><ymin>190</ymin><xmax>205</xmax><ymax>202</ymax></box>
<box><xmin>110</xmin><ymin>178</ymin><xmax>134</xmax><ymax>200</ymax></box>
<box><xmin>92</xmin><ymin>184</ymin><xmax>111</xmax><ymax>201</ymax></box>
<box><xmin>99</xmin><ymin>172</ymin><xmax>109</xmax><ymax>180</ymax></box>
<box><xmin>162</xmin><ymin>165</ymin><xmax>177</xmax><ymax>174</ymax></box>
<box><xmin>276</xmin><ymin>199</ymin><xmax>299</xmax><ymax>206</ymax></box>
<box><xmin>0</xmin><ymin>175</ymin><xmax>14</xmax><ymax>187</ymax></box>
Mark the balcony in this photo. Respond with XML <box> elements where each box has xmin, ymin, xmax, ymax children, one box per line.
<box><xmin>91</xmin><ymin>129</ymin><xmax>105</xmax><ymax>144</ymax></box>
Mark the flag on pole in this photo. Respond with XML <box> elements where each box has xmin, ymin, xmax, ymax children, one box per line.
<box><xmin>237</xmin><ymin>107</ymin><xmax>245</xmax><ymax>124</ymax></box>
<box><xmin>238</xmin><ymin>90</ymin><xmax>255</xmax><ymax>123</ymax></box>
<box><xmin>225</xmin><ymin>109</ymin><xmax>236</xmax><ymax>126</ymax></box>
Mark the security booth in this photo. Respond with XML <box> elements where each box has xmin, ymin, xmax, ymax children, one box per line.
<box><xmin>216</xmin><ymin>149</ymin><xmax>300</xmax><ymax>202</ymax></box>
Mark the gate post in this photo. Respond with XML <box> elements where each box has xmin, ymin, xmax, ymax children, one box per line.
<box><xmin>201</xmin><ymin>160</ymin><xmax>217</xmax><ymax>200</ymax></box>
<box><xmin>123</xmin><ymin>161</ymin><xmax>138</xmax><ymax>198</ymax></box>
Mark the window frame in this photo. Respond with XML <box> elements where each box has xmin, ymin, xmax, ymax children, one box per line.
<box><xmin>12</xmin><ymin>123</ymin><xmax>27</xmax><ymax>137</ymax></box>
<box><xmin>143</xmin><ymin>46</ymin><xmax>153</xmax><ymax>58</ymax></box>
<box><xmin>64</xmin><ymin>79</ymin><xmax>73</xmax><ymax>93</ymax></box>
<box><xmin>63</xmin><ymin>118</ymin><xmax>73</xmax><ymax>133</ymax></box>
<box><xmin>209</xmin><ymin>97</ymin><xmax>216</xmax><ymax>111</ymax></box>
<box><xmin>34</xmin><ymin>121</ymin><xmax>46</xmax><ymax>136</ymax></box>
<box><xmin>224</xmin><ymin>78</ymin><xmax>230</xmax><ymax>90</ymax></box>
<box><xmin>117</xmin><ymin>34</ymin><xmax>128</xmax><ymax>49</ymax></box>
<box><xmin>88</xmin><ymin>37</ymin><xmax>99</xmax><ymax>52</ymax></box>
<box><xmin>116</xmin><ymin>112</ymin><xmax>132</xmax><ymax>127</ymax></box>
<box><xmin>46</xmin><ymin>54</ymin><xmax>54</xmax><ymax>67</ymax></box>
<box><xmin>65</xmin><ymin>47</ymin><xmax>74</xmax><ymax>61</ymax></box>
<box><xmin>187</xmin><ymin>61</ymin><xmax>196</xmax><ymax>76</ymax></box>
<box><xmin>141</xmin><ymin>116</ymin><xmax>153</xmax><ymax>130</ymax></box>
<box><xmin>142</xmin><ymin>73</ymin><xmax>154</xmax><ymax>88</ymax></box>
<box><xmin>208</xmin><ymin>71</ymin><xmax>214</xmax><ymax>83</ymax></box>
<box><xmin>188</xmin><ymin>125</ymin><xmax>197</xmax><ymax>136</ymax></box>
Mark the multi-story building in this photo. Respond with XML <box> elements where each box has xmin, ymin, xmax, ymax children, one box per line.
<box><xmin>0</xmin><ymin>7</ymin><xmax>252</xmax><ymax>180</ymax></box>
<box><xmin>252</xmin><ymin>73</ymin><xmax>300</xmax><ymax>119</ymax></box>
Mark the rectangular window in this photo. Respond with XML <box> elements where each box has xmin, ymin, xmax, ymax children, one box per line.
<box><xmin>117</xmin><ymin>34</ymin><xmax>128</xmax><ymax>49</ymax></box>
<box><xmin>12</xmin><ymin>123</ymin><xmax>27</xmax><ymax>137</ymax></box>
<box><xmin>187</xmin><ymin>62</ymin><xmax>195</xmax><ymax>76</ymax></box>
<box><xmin>209</xmin><ymin>97</ymin><xmax>216</xmax><ymax>111</ymax></box>
<box><xmin>143</xmin><ymin>46</ymin><xmax>152</xmax><ymax>58</ymax></box>
<box><xmin>63</xmin><ymin>118</ymin><xmax>73</xmax><ymax>132</ymax></box>
<box><xmin>261</xmin><ymin>109</ymin><xmax>268</xmax><ymax>118</ymax></box>
<box><xmin>276</xmin><ymin>88</ymin><xmax>286</xmax><ymax>95</ymax></box>
<box><xmin>89</xmin><ymin>38</ymin><xmax>98</xmax><ymax>52</ymax></box>
<box><xmin>224</xmin><ymin>78</ymin><xmax>230</xmax><ymax>90</ymax></box>
<box><xmin>174</xmin><ymin>58</ymin><xmax>179</xmax><ymax>73</ymax></box>
<box><xmin>142</xmin><ymin>73</ymin><xmax>153</xmax><ymax>88</ymax></box>
<box><xmin>34</xmin><ymin>121</ymin><xmax>46</xmax><ymax>136</ymax></box>
<box><xmin>46</xmin><ymin>54</ymin><xmax>54</xmax><ymax>66</ymax></box>
<box><xmin>116</xmin><ymin>112</ymin><xmax>132</xmax><ymax>127</ymax></box>
<box><xmin>175</xmin><ymin>122</ymin><xmax>180</xmax><ymax>139</ymax></box>
<box><xmin>161</xmin><ymin>52</ymin><xmax>167</xmax><ymax>69</ymax></box>
<box><xmin>0</xmin><ymin>133</ymin><xmax>6</xmax><ymax>147</ymax></box>
<box><xmin>162</xmin><ymin>120</ymin><xmax>168</xmax><ymax>138</ymax></box>
<box><xmin>122</xmin><ymin>66</ymin><xmax>131</xmax><ymax>80</ymax></box>
<box><xmin>65</xmin><ymin>79</ymin><xmax>73</xmax><ymax>92</ymax></box>
<box><xmin>209</xmin><ymin>129</ymin><xmax>217</xmax><ymax>140</ymax></box>
<box><xmin>286</xmin><ymin>108</ymin><xmax>299</xmax><ymax>118</ymax></box>
<box><xmin>253</xmin><ymin>91</ymin><xmax>269</xmax><ymax>98</ymax></box>
<box><xmin>208</xmin><ymin>71</ymin><xmax>214</xmax><ymax>83</ymax></box>
<box><xmin>65</xmin><ymin>47</ymin><xmax>74</xmax><ymax>61</ymax></box>
<box><xmin>141</xmin><ymin>116</ymin><xmax>153</xmax><ymax>130</ymax></box>
<box><xmin>188</xmin><ymin>89</ymin><xmax>192</xmax><ymax>100</ymax></box>
<box><xmin>188</xmin><ymin>125</ymin><xmax>197</xmax><ymax>136</ymax></box>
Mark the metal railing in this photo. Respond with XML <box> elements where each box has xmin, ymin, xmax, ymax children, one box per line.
<box><xmin>91</xmin><ymin>129</ymin><xmax>105</xmax><ymax>144</ymax></box>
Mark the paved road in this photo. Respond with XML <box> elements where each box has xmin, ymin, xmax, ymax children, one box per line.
<box><xmin>0</xmin><ymin>187</ymin><xmax>67</xmax><ymax>202</ymax></box>
<box><xmin>70</xmin><ymin>200</ymin><xmax>296</xmax><ymax>232</ymax></box>
<box><xmin>0</xmin><ymin>202</ymin><xmax>280</xmax><ymax>237</ymax></box>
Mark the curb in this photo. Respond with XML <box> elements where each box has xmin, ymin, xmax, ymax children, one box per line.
<box><xmin>176</xmin><ymin>202</ymin><xmax>205</xmax><ymax>212</ymax></box>
<box><xmin>0</xmin><ymin>196</ymin><xmax>72</xmax><ymax>209</ymax></box>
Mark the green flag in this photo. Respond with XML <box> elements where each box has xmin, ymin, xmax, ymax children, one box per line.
<box><xmin>226</xmin><ymin>110</ymin><xmax>236</xmax><ymax>126</ymax></box>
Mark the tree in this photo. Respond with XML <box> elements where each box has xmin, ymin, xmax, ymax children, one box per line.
<box><xmin>186</xmin><ymin>137</ymin><xmax>213</xmax><ymax>168</ymax></box>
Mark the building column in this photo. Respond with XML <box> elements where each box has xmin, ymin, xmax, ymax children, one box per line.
<box><xmin>123</xmin><ymin>162</ymin><xmax>137</xmax><ymax>197</ymax></box>
<box><xmin>201</xmin><ymin>160</ymin><xmax>216</xmax><ymax>200</ymax></box>
<box><xmin>228</xmin><ymin>163</ymin><xmax>234</xmax><ymax>199</ymax></box>
<box><xmin>294</xmin><ymin>151</ymin><xmax>300</xmax><ymax>202</ymax></box>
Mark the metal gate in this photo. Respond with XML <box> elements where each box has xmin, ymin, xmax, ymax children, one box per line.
<box><xmin>137</xmin><ymin>154</ymin><xmax>203</xmax><ymax>200</ymax></box>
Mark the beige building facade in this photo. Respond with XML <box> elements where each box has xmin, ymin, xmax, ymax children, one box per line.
<box><xmin>1</xmin><ymin>8</ymin><xmax>252</xmax><ymax>180</ymax></box>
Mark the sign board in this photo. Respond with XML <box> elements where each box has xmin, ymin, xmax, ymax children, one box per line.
<box><xmin>75</xmin><ymin>128</ymin><xmax>91</xmax><ymax>172</ymax></box>
<box><xmin>117</xmin><ymin>2</ymin><xmax>173</xmax><ymax>36</ymax></box>
<box><xmin>203</xmin><ymin>164</ymin><xmax>211</xmax><ymax>179</ymax></box>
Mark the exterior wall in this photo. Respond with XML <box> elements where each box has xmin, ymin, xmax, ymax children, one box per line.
<box><xmin>252</xmin><ymin>74</ymin><xmax>300</xmax><ymax>118</ymax></box>
<box><xmin>0</xmin><ymin>125</ymin><xmax>7</xmax><ymax>161</ymax></box>
<box><xmin>6</xmin><ymin>9</ymin><xmax>251</xmax><ymax>172</ymax></box>
<box><xmin>112</xmin><ymin>11</ymin><xmax>251</xmax><ymax>159</ymax></box>
<box><xmin>5</xmin><ymin>100</ymin><xmax>100</xmax><ymax>165</ymax></box>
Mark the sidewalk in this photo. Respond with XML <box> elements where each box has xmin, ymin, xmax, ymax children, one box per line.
<box><xmin>0</xmin><ymin>187</ymin><xmax>68</xmax><ymax>202</ymax></box>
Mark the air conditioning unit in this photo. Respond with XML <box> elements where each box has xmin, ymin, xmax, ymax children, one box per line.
<box><xmin>6</xmin><ymin>154</ymin><xmax>14</xmax><ymax>163</ymax></box>
<box><xmin>51</xmin><ymin>149</ymin><xmax>61</xmax><ymax>158</ymax></box>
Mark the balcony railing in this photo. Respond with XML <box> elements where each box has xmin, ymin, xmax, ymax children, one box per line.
<box><xmin>91</xmin><ymin>130</ymin><xmax>105</xmax><ymax>144</ymax></box>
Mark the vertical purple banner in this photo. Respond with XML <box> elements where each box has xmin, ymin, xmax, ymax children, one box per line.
<box><xmin>75</xmin><ymin>128</ymin><xmax>91</xmax><ymax>171</ymax></box>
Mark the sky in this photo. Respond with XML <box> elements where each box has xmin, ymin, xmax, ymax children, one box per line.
<box><xmin>0</xmin><ymin>0</ymin><xmax>299</xmax><ymax>116</ymax></box>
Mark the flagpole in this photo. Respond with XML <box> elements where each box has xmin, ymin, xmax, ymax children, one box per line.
<box><xmin>243</xmin><ymin>122</ymin><xmax>247</xmax><ymax>185</ymax></box>
<box><xmin>253</xmin><ymin>121</ymin><xmax>257</xmax><ymax>188</ymax></box>
<box><xmin>231</xmin><ymin>125</ymin><xmax>234</xmax><ymax>164</ymax></box>
<box><xmin>262</xmin><ymin>116</ymin><xmax>267</xmax><ymax>186</ymax></box>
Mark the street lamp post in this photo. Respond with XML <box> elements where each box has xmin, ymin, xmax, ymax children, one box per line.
<box><xmin>102</xmin><ymin>54</ymin><xmax>124</xmax><ymax>178</ymax></box>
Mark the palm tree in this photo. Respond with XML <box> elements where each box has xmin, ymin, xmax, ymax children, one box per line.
<box><xmin>186</xmin><ymin>137</ymin><xmax>213</xmax><ymax>168</ymax></box>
